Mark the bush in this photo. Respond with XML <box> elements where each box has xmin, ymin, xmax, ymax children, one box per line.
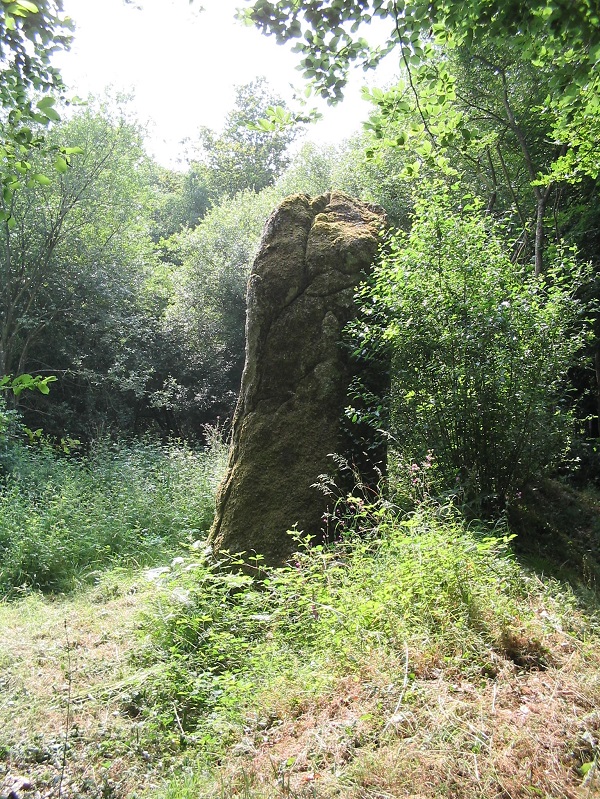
<box><xmin>359</xmin><ymin>186</ymin><xmax>591</xmax><ymax>509</ymax></box>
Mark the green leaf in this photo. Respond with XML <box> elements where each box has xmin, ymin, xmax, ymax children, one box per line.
<box><xmin>54</xmin><ymin>156</ymin><xmax>68</xmax><ymax>173</ymax></box>
<box><xmin>14</xmin><ymin>126</ymin><xmax>33</xmax><ymax>144</ymax></box>
<box><xmin>36</xmin><ymin>96</ymin><xmax>57</xmax><ymax>110</ymax></box>
<box><xmin>43</xmin><ymin>107</ymin><xmax>61</xmax><ymax>122</ymax></box>
<box><xmin>32</xmin><ymin>173</ymin><xmax>52</xmax><ymax>186</ymax></box>
<box><xmin>248</xmin><ymin>119</ymin><xmax>275</xmax><ymax>132</ymax></box>
<box><xmin>15</xmin><ymin>0</ymin><xmax>40</xmax><ymax>12</ymax></box>
<box><xmin>10</xmin><ymin>374</ymin><xmax>34</xmax><ymax>395</ymax></box>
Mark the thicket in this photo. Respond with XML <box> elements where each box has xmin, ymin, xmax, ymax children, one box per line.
<box><xmin>355</xmin><ymin>187</ymin><xmax>591</xmax><ymax>509</ymax></box>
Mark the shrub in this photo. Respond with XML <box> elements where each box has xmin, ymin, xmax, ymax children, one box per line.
<box><xmin>359</xmin><ymin>186</ymin><xmax>591</xmax><ymax>509</ymax></box>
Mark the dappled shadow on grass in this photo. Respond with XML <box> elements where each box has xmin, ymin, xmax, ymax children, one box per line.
<box><xmin>3</xmin><ymin>472</ymin><xmax>600</xmax><ymax>799</ymax></box>
<box><xmin>162</xmin><ymin>633</ymin><xmax>600</xmax><ymax>799</ymax></box>
<box><xmin>508</xmin><ymin>477</ymin><xmax>600</xmax><ymax>595</ymax></box>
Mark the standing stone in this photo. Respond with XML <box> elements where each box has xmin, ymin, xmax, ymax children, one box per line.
<box><xmin>208</xmin><ymin>192</ymin><xmax>386</xmax><ymax>566</ymax></box>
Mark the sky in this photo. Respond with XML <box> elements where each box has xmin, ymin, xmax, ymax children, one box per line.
<box><xmin>54</xmin><ymin>0</ymin><xmax>399</xmax><ymax>167</ymax></box>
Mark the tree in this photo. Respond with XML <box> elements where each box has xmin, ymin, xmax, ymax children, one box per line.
<box><xmin>0</xmin><ymin>0</ymin><xmax>74</xmax><ymax>215</ymax></box>
<box><xmin>359</xmin><ymin>187</ymin><xmax>590</xmax><ymax>507</ymax></box>
<box><xmin>159</xmin><ymin>186</ymin><xmax>282</xmax><ymax>433</ymax></box>
<box><xmin>0</xmin><ymin>102</ymin><xmax>165</xmax><ymax>437</ymax></box>
<box><xmin>276</xmin><ymin>138</ymin><xmax>412</xmax><ymax>227</ymax></box>
<box><xmin>245</xmin><ymin>0</ymin><xmax>600</xmax><ymax>453</ymax></box>
<box><xmin>0</xmin><ymin>0</ymin><xmax>71</xmax><ymax>99</ymax></box>
<box><xmin>189</xmin><ymin>78</ymin><xmax>300</xmax><ymax>200</ymax></box>
<box><xmin>0</xmin><ymin>104</ymin><xmax>149</xmax><ymax>376</ymax></box>
<box><xmin>148</xmin><ymin>164</ymin><xmax>211</xmax><ymax>241</ymax></box>
<box><xmin>242</xmin><ymin>0</ymin><xmax>600</xmax><ymax>184</ymax></box>
<box><xmin>362</xmin><ymin>38</ymin><xmax>570</xmax><ymax>274</ymax></box>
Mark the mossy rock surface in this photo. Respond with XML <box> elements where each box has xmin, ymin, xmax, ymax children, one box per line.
<box><xmin>209</xmin><ymin>192</ymin><xmax>386</xmax><ymax>565</ymax></box>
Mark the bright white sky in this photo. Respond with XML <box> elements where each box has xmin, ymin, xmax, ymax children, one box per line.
<box><xmin>54</xmin><ymin>0</ymin><xmax>399</xmax><ymax>167</ymax></box>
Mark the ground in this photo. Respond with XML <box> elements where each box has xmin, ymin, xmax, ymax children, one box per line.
<box><xmin>1</xmin><ymin>568</ymin><xmax>599</xmax><ymax>799</ymax></box>
<box><xmin>0</xmin><ymin>574</ymin><xmax>171</xmax><ymax>799</ymax></box>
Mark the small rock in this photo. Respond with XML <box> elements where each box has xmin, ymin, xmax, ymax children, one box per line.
<box><xmin>2</xmin><ymin>774</ymin><xmax>33</xmax><ymax>797</ymax></box>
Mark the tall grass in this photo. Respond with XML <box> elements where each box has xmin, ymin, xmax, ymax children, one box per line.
<box><xmin>0</xmin><ymin>438</ymin><xmax>225</xmax><ymax>595</ymax></box>
<box><xmin>136</xmin><ymin>500</ymin><xmax>587</xmax><ymax>752</ymax></box>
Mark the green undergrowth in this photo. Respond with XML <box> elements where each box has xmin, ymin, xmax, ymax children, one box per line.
<box><xmin>0</xmin><ymin>439</ymin><xmax>225</xmax><ymax>596</ymax></box>
<box><xmin>2</xmin><ymin>438</ymin><xmax>598</xmax><ymax>797</ymax></box>
<box><xmin>135</xmin><ymin>498</ymin><xmax>599</xmax><ymax>792</ymax></box>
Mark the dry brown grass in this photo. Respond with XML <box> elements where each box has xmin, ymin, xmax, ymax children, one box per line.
<box><xmin>201</xmin><ymin>627</ymin><xmax>600</xmax><ymax>799</ymax></box>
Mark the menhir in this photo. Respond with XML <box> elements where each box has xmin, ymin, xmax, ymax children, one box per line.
<box><xmin>208</xmin><ymin>192</ymin><xmax>387</xmax><ymax>566</ymax></box>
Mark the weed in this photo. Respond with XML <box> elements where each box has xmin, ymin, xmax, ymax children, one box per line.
<box><xmin>0</xmin><ymin>438</ymin><xmax>224</xmax><ymax>595</ymax></box>
<box><xmin>58</xmin><ymin>620</ymin><xmax>73</xmax><ymax>799</ymax></box>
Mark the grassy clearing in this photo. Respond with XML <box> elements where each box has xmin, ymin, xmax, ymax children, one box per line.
<box><xmin>0</xmin><ymin>442</ymin><xmax>599</xmax><ymax>799</ymax></box>
<box><xmin>0</xmin><ymin>438</ymin><xmax>226</xmax><ymax>797</ymax></box>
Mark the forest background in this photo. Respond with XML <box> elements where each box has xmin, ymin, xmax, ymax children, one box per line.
<box><xmin>1</xmin><ymin>0</ymin><xmax>599</xmax><ymax>471</ymax></box>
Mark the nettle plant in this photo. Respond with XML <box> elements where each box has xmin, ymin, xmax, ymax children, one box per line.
<box><xmin>360</xmin><ymin>187</ymin><xmax>591</xmax><ymax>509</ymax></box>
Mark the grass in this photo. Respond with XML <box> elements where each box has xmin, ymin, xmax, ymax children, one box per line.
<box><xmin>0</xmin><ymin>570</ymin><xmax>181</xmax><ymax>798</ymax></box>
<box><xmin>0</xmin><ymin>442</ymin><xmax>599</xmax><ymax>799</ymax></box>
<box><xmin>135</xmin><ymin>499</ymin><xmax>600</xmax><ymax>799</ymax></box>
<box><xmin>0</xmin><ymin>438</ymin><xmax>225</xmax><ymax>595</ymax></box>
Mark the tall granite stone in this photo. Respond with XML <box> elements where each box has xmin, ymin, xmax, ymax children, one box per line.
<box><xmin>208</xmin><ymin>192</ymin><xmax>386</xmax><ymax>565</ymax></box>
